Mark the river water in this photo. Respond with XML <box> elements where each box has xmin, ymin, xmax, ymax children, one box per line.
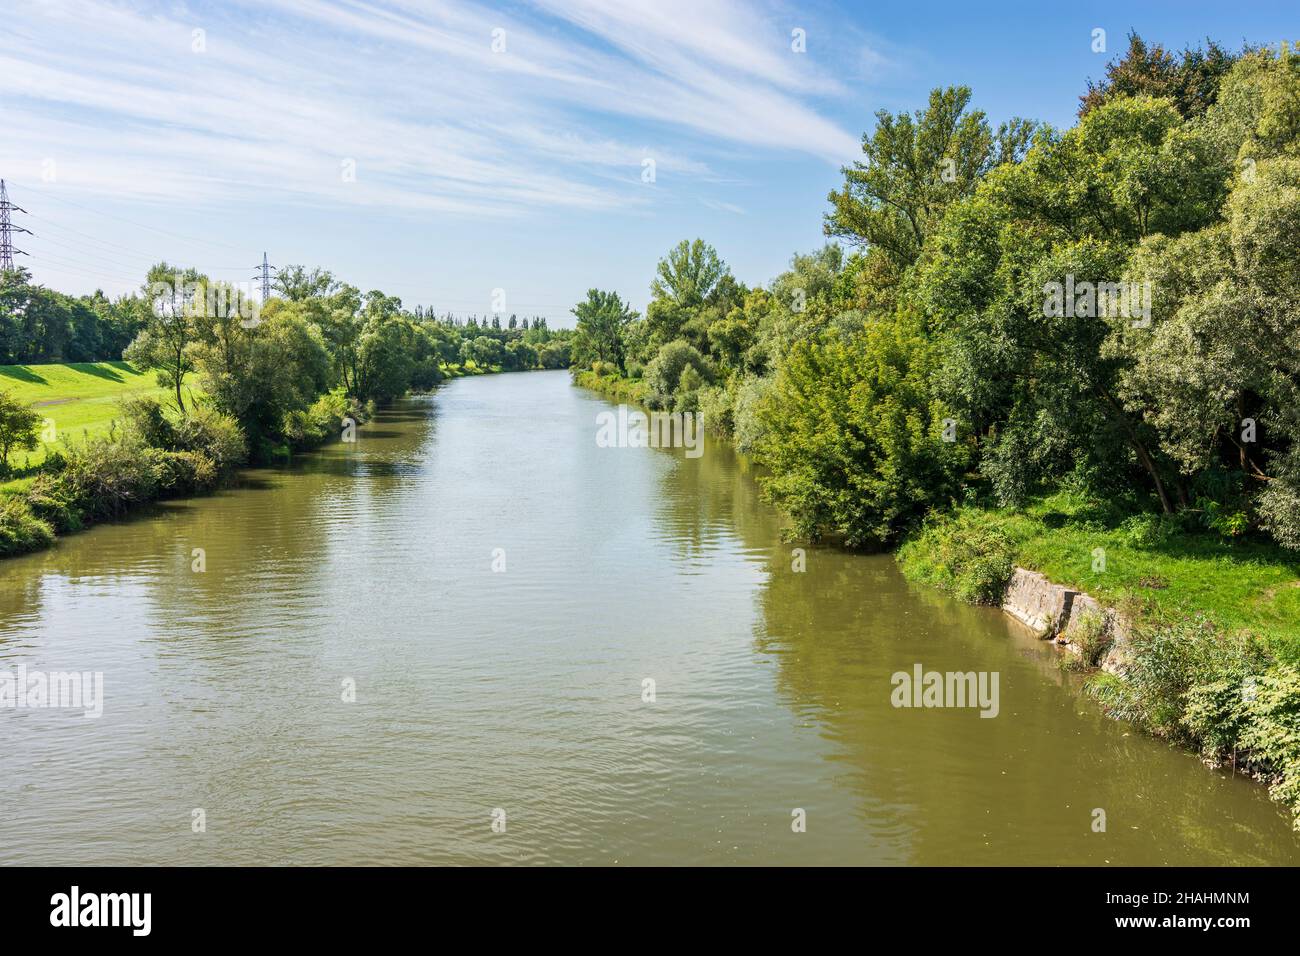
<box><xmin>3</xmin><ymin>369</ymin><xmax>1298</xmax><ymax>865</ymax></box>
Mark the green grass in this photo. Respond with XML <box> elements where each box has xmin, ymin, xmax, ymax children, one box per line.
<box><xmin>439</xmin><ymin>361</ymin><xmax>504</xmax><ymax>378</ymax></box>
<box><xmin>573</xmin><ymin>369</ymin><xmax>648</xmax><ymax>403</ymax></box>
<box><xmin>0</xmin><ymin>362</ymin><xmax>176</xmax><ymax>470</ymax></box>
<box><xmin>899</xmin><ymin>489</ymin><xmax>1300</xmax><ymax>660</ymax></box>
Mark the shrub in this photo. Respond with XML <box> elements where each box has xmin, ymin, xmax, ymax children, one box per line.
<box><xmin>732</xmin><ymin>375</ymin><xmax>774</xmax><ymax>455</ymax></box>
<box><xmin>643</xmin><ymin>341</ymin><xmax>713</xmax><ymax>397</ymax></box>
<box><xmin>1087</xmin><ymin>615</ymin><xmax>1270</xmax><ymax>740</ymax></box>
<box><xmin>174</xmin><ymin>406</ymin><xmax>247</xmax><ymax>473</ymax></box>
<box><xmin>1117</xmin><ymin>512</ymin><xmax>1180</xmax><ymax>549</ymax></box>
<box><xmin>675</xmin><ymin>365</ymin><xmax>705</xmax><ymax>413</ymax></box>
<box><xmin>24</xmin><ymin>474</ymin><xmax>83</xmax><ymax>533</ymax></box>
<box><xmin>754</xmin><ymin>312</ymin><xmax>969</xmax><ymax>548</ymax></box>
<box><xmin>1182</xmin><ymin>664</ymin><xmax>1300</xmax><ymax>830</ymax></box>
<box><xmin>118</xmin><ymin>396</ymin><xmax>247</xmax><ymax>476</ymax></box>
<box><xmin>697</xmin><ymin>382</ymin><xmax>736</xmax><ymax>436</ymax></box>
<box><xmin>151</xmin><ymin>450</ymin><xmax>219</xmax><ymax>497</ymax></box>
<box><xmin>54</xmin><ymin>437</ymin><xmax>160</xmax><ymax>520</ymax></box>
<box><xmin>0</xmin><ymin>495</ymin><xmax>55</xmax><ymax>557</ymax></box>
<box><xmin>1062</xmin><ymin>611</ymin><xmax>1111</xmax><ymax>671</ymax></box>
<box><xmin>898</xmin><ymin>510</ymin><xmax>1016</xmax><ymax>605</ymax></box>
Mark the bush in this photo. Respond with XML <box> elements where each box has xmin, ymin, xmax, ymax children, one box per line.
<box><xmin>0</xmin><ymin>495</ymin><xmax>55</xmax><ymax>557</ymax></box>
<box><xmin>898</xmin><ymin>510</ymin><xmax>1016</xmax><ymax>604</ymax></box>
<box><xmin>732</xmin><ymin>375</ymin><xmax>774</xmax><ymax>454</ymax></box>
<box><xmin>697</xmin><ymin>382</ymin><xmax>736</xmax><ymax>436</ymax></box>
<box><xmin>1237</xmin><ymin>666</ymin><xmax>1300</xmax><ymax>829</ymax></box>
<box><xmin>1061</xmin><ymin>611</ymin><xmax>1111</xmax><ymax>671</ymax></box>
<box><xmin>1181</xmin><ymin>663</ymin><xmax>1300</xmax><ymax>830</ymax></box>
<box><xmin>53</xmin><ymin>437</ymin><xmax>160</xmax><ymax>520</ymax></box>
<box><xmin>591</xmin><ymin>360</ymin><xmax>619</xmax><ymax>378</ymax></box>
<box><xmin>675</xmin><ymin>365</ymin><xmax>705</xmax><ymax>412</ymax></box>
<box><xmin>174</xmin><ymin>406</ymin><xmax>247</xmax><ymax>473</ymax></box>
<box><xmin>643</xmin><ymin>340</ymin><xmax>712</xmax><ymax>397</ymax></box>
<box><xmin>1117</xmin><ymin>512</ymin><xmax>1180</xmax><ymax>549</ymax></box>
<box><xmin>755</xmin><ymin>312</ymin><xmax>969</xmax><ymax>548</ymax></box>
<box><xmin>24</xmin><ymin>474</ymin><xmax>83</xmax><ymax>533</ymax></box>
<box><xmin>119</xmin><ymin>396</ymin><xmax>247</xmax><ymax>475</ymax></box>
<box><xmin>118</xmin><ymin>395</ymin><xmax>176</xmax><ymax>449</ymax></box>
<box><xmin>1087</xmin><ymin>615</ymin><xmax>1270</xmax><ymax>740</ymax></box>
<box><xmin>151</xmin><ymin>450</ymin><xmax>219</xmax><ymax>497</ymax></box>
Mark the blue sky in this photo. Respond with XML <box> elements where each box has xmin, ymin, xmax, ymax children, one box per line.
<box><xmin>1</xmin><ymin>0</ymin><xmax>1295</xmax><ymax>324</ymax></box>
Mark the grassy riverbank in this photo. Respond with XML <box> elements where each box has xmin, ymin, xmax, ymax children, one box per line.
<box><xmin>0</xmin><ymin>362</ymin><xmax>174</xmax><ymax>469</ymax></box>
<box><xmin>897</xmin><ymin>495</ymin><xmax>1300</xmax><ymax>830</ymax></box>
<box><xmin>572</xmin><ymin>368</ymin><xmax>647</xmax><ymax>404</ymax></box>
<box><xmin>898</xmin><ymin>490</ymin><xmax>1300</xmax><ymax>659</ymax></box>
<box><xmin>0</xmin><ymin>356</ymin><xmax>539</xmax><ymax>560</ymax></box>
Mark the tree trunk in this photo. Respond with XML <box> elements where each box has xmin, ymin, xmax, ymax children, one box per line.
<box><xmin>1099</xmin><ymin>388</ymin><xmax>1173</xmax><ymax>514</ymax></box>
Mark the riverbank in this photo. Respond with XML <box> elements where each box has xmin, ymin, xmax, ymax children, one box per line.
<box><xmin>0</xmin><ymin>361</ymin><xmax>175</xmax><ymax>469</ymax></box>
<box><xmin>0</xmin><ymin>388</ymin><xmax>370</xmax><ymax>559</ymax></box>
<box><xmin>897</xmin><ymin>498</ymin><xmax>1300</xmax><ymax>831</ymax></box>
<box><xmin>572</xmin><ymin>370</ymin><xmax>1300</xmax><ymax>832</ymax></box>
<box><xmin>0</xmin><ymin>359</ymin><xmax>546</xmax><ymax>560</ymax></box>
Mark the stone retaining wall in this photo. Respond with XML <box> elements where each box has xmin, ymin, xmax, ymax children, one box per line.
<box><xmin>1001</xmin><ymin>567</ymin><xmax>1130</xmax><ymax>673</ymax></box>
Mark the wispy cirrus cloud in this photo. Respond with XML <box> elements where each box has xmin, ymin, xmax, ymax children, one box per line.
<box><xmin>0</xmin><ymin>0</ymin><xmax>870</xmax><ymax>218</ymax></box>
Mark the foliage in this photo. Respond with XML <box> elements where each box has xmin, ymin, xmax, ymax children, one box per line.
<box><xmin>571</xmin><ymin>289</ymin><xmax>637</xmax><ymax>371</ymax></box>
<box><xmin>1079</xmin><ymin>32</ymin><xmax>1242</xmax><ymax>119</ymax></box>
<box><xmin>755</xmin><ymin>311</ymin><xmax>968</xmax><ymax>547</ymax></box>
<box><xmin>826</xmin><ymin>85</ymin><xmax>1034</xmax><ymax>272</ymax></box>
<box><xmin>0</xmin><ymin>493</ymin><xmax>55</xmax><ymax>556</ymax></box>
<box><xmin>0</xmin><ymin>387</ymin><xmax>41</xmax><ymax>473</ymax></box>
<box><xmin>898</xmin><ymin>509</ymin><xmax>1016</xmax><ymax>604</ymax></box>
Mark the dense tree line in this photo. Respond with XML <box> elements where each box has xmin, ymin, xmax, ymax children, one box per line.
<box><xmin>1</xmin><ymin>258</ymin><xmax>574</xmax><ymax>554</ymax></box>
<box><xmin>1</xmin><ymin>259</ymin><xmax>573</xmax><ymax>461</ymax></box>
<box><xmin>0</xmin><ymin>267</ymin><xmax>148</xmax><ymax>364</ymax></box>
<box><xmin>573</xmin><ymin>37</ymin><xmax>1300</xmax><ymax>552</ymax></box>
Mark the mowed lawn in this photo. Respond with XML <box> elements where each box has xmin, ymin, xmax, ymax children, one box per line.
<box><xmin>0</xmin><ymin>362</ymin><xmax>175</xmax><ymax>469</ymax></box>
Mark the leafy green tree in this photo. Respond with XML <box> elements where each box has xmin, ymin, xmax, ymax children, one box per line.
<box><xmin>274</xmin><ymin>265</ymin><xmax>339</xmax><ymax>302</ymax></box>
<box><xmin>825</xmin><ymin>86</ymin><xmax>1034</xmax><ymax>273</ymax></box>
<box><xmin>1107</xmin><ymin>156</ymin><xmax>1300</xmax><ymax>539</ymax></box>
<box><xmin>538</xmin><ymin>340</ymin><xmax>570</xmax><ymax>369</ymax></box>
<box><xmin>1080</xmin><ymin>32</ymin><xmax>1240</xmax><ymax>119</ymax></box>
<box><xmin>642</xmin><ymin>340</ymin><xmax>712</xmax><ymax>405</ymax></box>
<box><xmin>571</xmin><ymin>289</ymin><xmax>637</xmax><ymax>370</ymax></box>
<box><xmin>189</xmin><ymin>295</ymin><xmax>331</xmax><ymax>444</ymax></box>
<box><xmin>125</xmin><ymin>262</ymin><xmax>205</xmax><ymax>414</ymax></box>
<box><xmin>650</xmin><ymin>239</ymin><xmax>730</xmax><ymax>308</ymax></box>
<box><xmin>0</xmin><ymin>388</ymin><xmax>40</xmax><ymax>473</ymax></box>
<box><xmin>754</xmin><ymin>311</ymin><xmax>967</xmax><ymax>547</ymax></box>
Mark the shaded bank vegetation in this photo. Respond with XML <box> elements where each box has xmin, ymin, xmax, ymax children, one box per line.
<box><xmin>1</xmin><ymin>262</ymin><xmax>574</xmax><ymax>556</ymax></box>
<box><xmin>571</xmin><ymin>36</ymin><xmax>1300</xmax><ymax>827</ymax></box>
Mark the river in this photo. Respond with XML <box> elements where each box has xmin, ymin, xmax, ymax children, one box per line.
<box><xmin>3</xmin><ymin>369</ymin><xmax>1298</xmax><ymax>865</ymax></box>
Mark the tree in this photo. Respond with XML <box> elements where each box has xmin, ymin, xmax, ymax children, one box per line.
<box><xmin>1080</xmin><ymin>32</ymin><xmax>1240</xmax><ymax>119</ymax></box>
<box><xmin>1106</xmin><ymin>156</ymin><xmax>1300</xmax><ymax>540</ymax></box>
<box><xmin>571</xmin><ymin>289</ymin><xmax>638</xmax><ymax>370</ymax></box>
<box><xmin>649</xmin><ymin>240</ymin><xmax>730</xmax><ymax>309</ymax></box>
<box><xmin>825</xmin><ymin>86</ymin><xmax>1034</xmax><ymax>274</ymax></box>
<box><xmin>273</xmin><ymin>265</ymin><xmax>339</xmax><ymax>302</ymax></box>
<box><xmin>753</xmin><ymin>311</ymin><xmax>967</xmax><ymax>547</ymax></box>
<box><xmin>0</xmin><ymin>389</ymin><xmax>40</xmax><ymax>473</ymax></box>
<box><xmin>125</xmin><ymin>262</ymin><xmax>205</xmax><ymax>414</ymax></box>
<box><xmin>189</xmin><ymin>295</ymin><xmax>330</xmax><ymax>444</ymax></box>
<box><xmin>642</xmin><ymin>340</ymin><xmax>713</xmax><ymax>406</ymax></box>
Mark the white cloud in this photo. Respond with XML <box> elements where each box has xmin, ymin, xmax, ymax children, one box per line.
<box><xmin>0</xmin><ymin>0</ymin><xmax>870</xmax><ymax>219</ymax></box>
